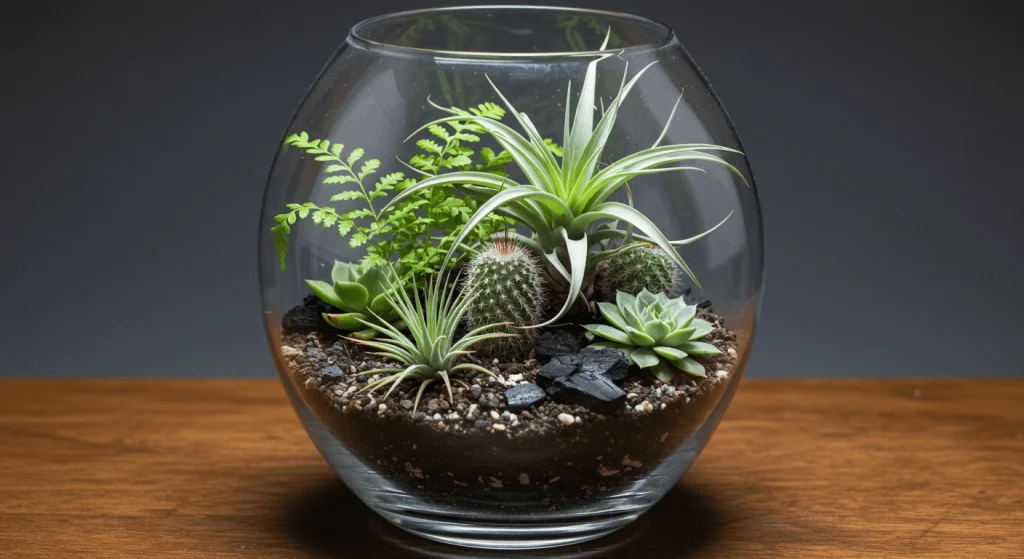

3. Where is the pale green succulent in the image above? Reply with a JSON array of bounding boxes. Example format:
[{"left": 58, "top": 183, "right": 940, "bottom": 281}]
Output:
[
  {"left": 305, "top": 261, "right": 403, "bottom": 339},
  {"left": 349, "top": 273, "right": 514, "bottom": 415},
  {"left": 585, "top": 289, "right": 720, "bottom": 382}
]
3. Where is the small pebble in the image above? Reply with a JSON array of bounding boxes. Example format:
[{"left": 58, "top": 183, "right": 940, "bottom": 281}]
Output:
[
  {"left": 378, "top": 404, "right": 387, "bottom": 412},
  {"left": 492, "top": 358, "right": 500, "bottom": 365},
  {"left": 469, "top": 385, "right": 482, "bottom": 398},
  {"left": 280, "top": 345, "right": 301, "bottom": 357},
  {"left": 426, "top": 399, "right": 440, "bottom": 412},
  {"left": 574, "top": 415, "right": 582, "bottom": 424},
  {"left": 432, "top": 413, "right": 443, "bottom": 421},
  {"left": 400, "top": 399, "right": 413, "bottom": 410},
  {"left": 487, "top": 398, "right": 500, "bottom": 408},
  {"left": 490, "top": 410, "right": 501, "bottom": 421},
  {"left": 727, "top": 348, "right": 737, "bottom": 356},
  {"left": 507, "top": 373, "right": 524, "bottom": 383},
  {"left": 468, "top": 404, "right": 478, "bottom": 415},
  {"left": 665, "top": 386, "right": 677, "bottom": 396},
  {"left": 519, "top": 473, "right": 530, "bottom": 485},
  {"left": 474, "top": 420, "right": 493, "bottom": 429},
  {"left": 493, "top": 424, "right": 506, "bottom": 432},
  {"left": 627, "top": 392, "right": 640, "bottom": 400},
  {"left": 715, "top": 370, "right": 729, "bottom": 379},
  {"left": 413, "top": 412, "right": 426, "bottom": 422},
  {"left": 636, "top": 401, "right": 654, "bottom": 414},
  {"left": 557, "top": 413, "right": 576, "bottom": 426},
  {"left": 660, "top": 403, "right": 667, "bottom": 410},
  {"left": 350, "top": 365, "right": 358, "bottom": 373}
]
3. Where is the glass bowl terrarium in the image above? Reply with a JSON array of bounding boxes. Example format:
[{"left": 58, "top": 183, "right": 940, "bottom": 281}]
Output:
[{"left": 259, "top": 6, "right": 763, "bottom": 550}]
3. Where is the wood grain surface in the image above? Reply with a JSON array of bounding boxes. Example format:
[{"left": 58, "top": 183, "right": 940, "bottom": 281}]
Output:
[{"left": 0, "top": 379, "right": 1021, "bottom": 558}]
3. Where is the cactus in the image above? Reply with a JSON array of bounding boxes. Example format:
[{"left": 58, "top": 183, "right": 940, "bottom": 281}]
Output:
[
  {"left": 597, "top": 244, "right": 679, "bottom": 300},
  {"left": 464, "top": 239, "right": 546, "bottom": 356}
]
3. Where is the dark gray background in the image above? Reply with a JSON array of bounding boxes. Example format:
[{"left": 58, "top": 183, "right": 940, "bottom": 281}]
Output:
[{"left": 2, "top": 1, "right": 1021, "bottom": 378}]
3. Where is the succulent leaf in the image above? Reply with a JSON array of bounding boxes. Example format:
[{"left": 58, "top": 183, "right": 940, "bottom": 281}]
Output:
[
  {"left": 653, "top": 346, "right": 688, "bottom": 361},
  {"left": 322, "top": 312, "right": 369, "bottom": 330},
  {"left": 333, "top": 281, "right": 369, "bottom": 311},
  {"left": 306, "top": 279, "right": 345, "bottom": 310},
  {"left": 584, "top": 324, "right": 631, "bottom": 345},
  {"left": 678, "top": 341, "right": 721, "bottom": 355},
  {"left": 631, "top": 348, "right": 660, "bottom": 368}
]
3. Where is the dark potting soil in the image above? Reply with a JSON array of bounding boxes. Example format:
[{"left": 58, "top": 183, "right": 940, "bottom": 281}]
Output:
[{"left": 278, "top": 302, "right": 740, "bottom": 501}]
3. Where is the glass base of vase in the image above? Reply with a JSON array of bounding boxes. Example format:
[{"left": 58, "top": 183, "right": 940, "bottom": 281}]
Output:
[{"left": 284, "top": 381, "right": 726, "bottom": 550}]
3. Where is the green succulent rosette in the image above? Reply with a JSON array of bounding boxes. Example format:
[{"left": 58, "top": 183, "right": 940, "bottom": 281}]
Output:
[
  {"left": 305, "top": 261, "right": 404, "bottom": 339},
  {"left": 585, "top": 289, "right": 720, "bottom": 382}
]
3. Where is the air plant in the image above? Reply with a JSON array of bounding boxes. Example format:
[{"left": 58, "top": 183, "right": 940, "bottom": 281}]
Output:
[
  {"left": 348, "top": 273, "right": 516, "bottom": 415},
  {"left": 386, "top": 33, "right": 745, "bottom": 326}
]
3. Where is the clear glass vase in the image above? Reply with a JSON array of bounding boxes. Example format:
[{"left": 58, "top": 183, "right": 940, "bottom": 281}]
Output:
[{"left": 259, "top": 6, "right": 764, "bottom": 550}]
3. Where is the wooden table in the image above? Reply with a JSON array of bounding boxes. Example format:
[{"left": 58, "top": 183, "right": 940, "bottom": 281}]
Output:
[{"left": 0, "top": 379, "right": 1021, "bottom": 558}]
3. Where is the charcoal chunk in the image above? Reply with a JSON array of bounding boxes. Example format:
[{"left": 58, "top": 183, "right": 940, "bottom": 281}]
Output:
[
  {"left": 504, "top": 383, "right": 546, "bottom": 412},
  {"left": 578, "top": 347, "right": 629, "bottom": 382},
  {"left": 534, "top": 330, "right": 579, "bottom": 359},
  {"left": 545, "top": 371, "right": 626, "bottom": 414},
  {"left": 537, "top": 354, "right": 580, "bottom": 386}
]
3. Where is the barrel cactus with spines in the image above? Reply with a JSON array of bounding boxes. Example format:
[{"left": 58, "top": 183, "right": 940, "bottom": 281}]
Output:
[
  {"left": 597, "top": 244, "right": 679, "bottom": 300},
  {"left": 464, "top": 239, "right": 546, "bottom": 356}
]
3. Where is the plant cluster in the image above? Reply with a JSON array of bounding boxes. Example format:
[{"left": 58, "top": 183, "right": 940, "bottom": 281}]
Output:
[
  {"left": 273, "top": 33, "right": 745, "bottom": 400},
  {"left": 385, "top": 46, "right": 743, "bottom": 325},
  {"left": 586, "top": 290, "right": 720, "bottom": 381}
]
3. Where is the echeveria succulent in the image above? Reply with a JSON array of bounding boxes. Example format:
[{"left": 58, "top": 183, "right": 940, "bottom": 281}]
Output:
[
  {"left": 585, "top": 289, "right": 719, "bottom": 381},
  {"left": 305, "top": 261, "right": 403, "bottom": 339}
]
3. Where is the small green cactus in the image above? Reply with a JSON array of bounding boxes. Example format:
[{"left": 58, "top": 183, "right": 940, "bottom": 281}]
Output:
[
  {"left": 597, "top": 244, "right": 679, "bottom": 300},
  {"left": 464, "top": 239, "right": 546, "bottom": 355}
]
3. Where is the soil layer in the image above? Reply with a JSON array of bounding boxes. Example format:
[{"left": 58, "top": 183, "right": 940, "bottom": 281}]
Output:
[{"left": 278, "top": 299, "right": 740, "bottom": 502}]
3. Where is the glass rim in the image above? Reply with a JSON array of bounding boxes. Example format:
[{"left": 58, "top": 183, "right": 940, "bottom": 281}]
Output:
[{"left": 347, "top": 5, "right": 676, "bottom": 60}]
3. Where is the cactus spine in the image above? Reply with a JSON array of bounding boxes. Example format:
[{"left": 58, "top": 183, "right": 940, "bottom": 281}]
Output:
[
  {"left": 597, "top": 244, "right": 679, "bottom": 300},
  {"left": 464, "top": 239, "right": 546, "bottom": 356}
]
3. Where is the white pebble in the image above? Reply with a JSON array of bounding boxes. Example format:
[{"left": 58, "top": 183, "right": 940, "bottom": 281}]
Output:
[
  {"left": 493, "top": 424, "right": 506, "bottom": 432},
  {"left": 507, "top": 373, "right": 524, "bottom": 383},
  {"left": 519, "top": 473, "right": 530, "bottom": 485},
  {"left": 660, "top": 403, "right": 667, "bottom": 410},
  {"left": 715, "top": 370, "right": 729, "bottom": 379},
  {"left": 350, "top": 365, "right": 358, "bottom": 373},
  {"left": 433, "top": 413, "right": 443, "bottom": 421},
  {"left": 378, "top": 404, "right": 387, "bottom": 412},
  {"left": 490, "top": 410, "right": 500, "bottom": 421},
  {"left": 468, "top": 404, "right": 478, "bottom": 415},
  {"left": 626, "top": 392, "right": 640, "bottom": 400},
  {"left": 727, "top": 348, "right": 737, "bottom": 356},
  {"left": 574, "top": 415, "right": 582, "bottom": 425},
  {"left": 280, "top": 345, "right": 300, "bottom": 357},
  {"left": 635, "top": 401, "right": 654, "bottom": 414},
  {"left": 557, "top": 413, "right": 575, "bottom": 426},
  {"left": 493, "top": 358, "right": 500, "bottom": 365},
  {"left": 508, "top": 413, "right": 517, "bottom": 422}
]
